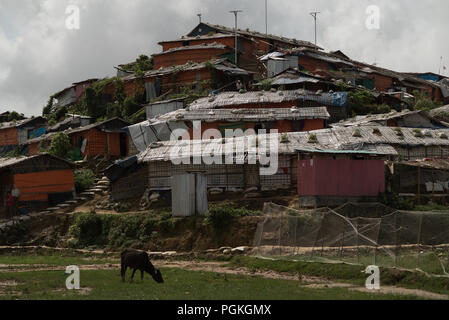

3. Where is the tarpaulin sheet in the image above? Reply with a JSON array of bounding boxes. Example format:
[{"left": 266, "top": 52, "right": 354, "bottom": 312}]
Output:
[
  {"left": 151, "top": 122, "right": 172, "bottom": 141},
  {"left": 28, "top": 127, "right": 46, "bottom": 139},
  {"left": 104, "top": 156, "right": 138, "bottom": 182},
  {"left": 331, "top": 92, "right": 348, "bottom": 107},
  {"left": 126, "top": 121, "right": 151, "bottom": 152}
]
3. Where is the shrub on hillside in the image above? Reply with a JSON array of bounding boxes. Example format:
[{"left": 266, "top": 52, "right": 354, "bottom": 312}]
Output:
[
  {"left": 205, "top": 204, "right": 261, "bottom": 233},
  {"left": 49, "top": 132, "right": 71, "bottom": 159},
  {"left": 74, "top": 169, "right": 95, "bottom": 193}
]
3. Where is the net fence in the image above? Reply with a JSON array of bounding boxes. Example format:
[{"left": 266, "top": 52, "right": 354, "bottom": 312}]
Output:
[{"left": 252, "top": 202, "right": 449, "bottom": 276}]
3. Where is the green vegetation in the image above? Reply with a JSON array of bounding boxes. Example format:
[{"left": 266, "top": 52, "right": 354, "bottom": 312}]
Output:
[
  {"left": 6, "top": 111, "right": 25, "bottom": 122},
  {"left": 352, "top": 128, "right": 362, "bottom": 137},
  {"left": 205, "top": 204, "right": 261, "bottom": 234},
  {"left": 0, "top": 222, "right": 30, "bottom": 246},
  {"left": 0, "top": 268, "right": 417, "bottom": 300},
  {"left": 348, "top": 89, "right": 391, "bottom": 116},
  {"left": 413, "top": 128, "right": 423, "bottom": 137},
  {"left": 204, "top": 61, "right": 216, "bottom": 70},
  {"left": 413, "top": 90, "right": 442, "bottom": 112},
  {"left": 414, "top": 202, "right": 449, "bottom": 212},
  {"left": 68, "top": 212, "right": 180, "bottom": 249},
  {"left": 48, "top": 132, "right": 71, "bottom": 159},
  {"left": 259, "top": 78, "right": 273, "bottom": 91},
  {"left": 74, "top": 169, "right": 95, "bottom": 193},
  {"left": 227, "top": 256, "right": 449, "bottom": 295},
  {"left": 121, "top": 54, "right": 154, "bottom": 77},
  {"left": 0, "top": 253, "right": 117, "bottom": 267},
  {"left": 42, "top": 96, "right": 68, "bottom": 125},
  {"left": 4, "top": 146, "right": 25, "bottom": 158},
  {"left": 308, "top": 133, "right": 318, "bottom": 143},
  {"left": 381, "top": 193, "right": 449, "bottom": 212}
]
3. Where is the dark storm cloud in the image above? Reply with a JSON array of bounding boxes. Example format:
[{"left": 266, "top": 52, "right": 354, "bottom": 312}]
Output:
[{"left": 0, "top": 0, "right": 448, "bottom": 116}]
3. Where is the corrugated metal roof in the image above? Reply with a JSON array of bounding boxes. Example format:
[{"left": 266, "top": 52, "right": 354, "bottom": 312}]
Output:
[
  {"left": 121, "top": 59, "right": 249, "bottom": 81},
  {"left": 152, "top": 107, "right": 330, "bottom": 123},
  {"left": 145, "top": 97, "right": 187, "bottom": 106},
  {"left": 159, "top": 33, "right": 239, "bottom": 44},
  {"left": 296, "top": 148, "right": 388, "bottom": 155},
  {"left": 24, "top": 117, "right": 129, "bottom": 144},
  {"left": 189, "top": 89, "right": 346, "bottom": 110},
  {"left": 332, "top": 110, "right": 446, "bottom": 128},
  {"left": 196, "top": 23, "right": 323, "bottom": 50},
  {"left": 0, "top": 117, "right": 46, "bottom": 130},
  {"left": 284, "top": 48, "right": 440, "bottom": 89},
  {"left": 47, "top": 115, "right": 92, "bottom": 132},
  {"left": 66, "top": 117, "right": 130, "bottom": 134},
  {"left": 394, "top": 159, "right": 449, "bottom": 170},
  {"left": 0, "top": 154, "right": 76, "bottom": 170},
  {"left": 152, "top": 43, "right": 228, "bottom": 56},
  {"left": 137, "top": 126, "right": 449, "bottom": 163},
  {"left": 190, "top": 91, "right": 300, "bottom": 109}
]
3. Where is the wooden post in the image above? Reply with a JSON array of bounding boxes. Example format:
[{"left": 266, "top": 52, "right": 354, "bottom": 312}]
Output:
[
  {"left": 356, "top": 219, "right": 360, "bottom": 264},
  {"left": 394, "top": 213, "right": 399, "bottom": 267},
  {"left": 417, "top": 166, "right": 421, "bottom": 205},
  {"left": 339, "top": 226, "right": 345, "bottom": 260},
  {"left": 320, "top": 237, "right": 325, "bottom": 257},
  {"left": 417, "top": 213, "right": 423, "bottom": 267}
]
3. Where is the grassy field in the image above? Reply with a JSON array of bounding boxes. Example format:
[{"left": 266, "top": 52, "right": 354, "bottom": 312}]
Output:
[
  {"left": 0, "top": 254, "right": 118, "bottom": 267},
  {"left": 0, "top": 252, "right": 448, "bottom": 300},
  {"left": 0, "top": 268, "right": 418, "bottom": 300},
  {"left": 227, "top": 256, "right": 449, "bottom": 295}
]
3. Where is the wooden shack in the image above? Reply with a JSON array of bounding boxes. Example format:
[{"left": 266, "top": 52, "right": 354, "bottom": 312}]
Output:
[{"left": 0, "top": 154, "right": 77, "bottom": 216}]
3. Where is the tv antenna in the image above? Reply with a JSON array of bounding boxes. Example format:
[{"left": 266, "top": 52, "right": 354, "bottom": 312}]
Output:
[
  {"left": 310, "top": 12, "right": 320, "bottom": 48},
  {"left": 230, "top": 10, "right": 243, "bottom": 65}
]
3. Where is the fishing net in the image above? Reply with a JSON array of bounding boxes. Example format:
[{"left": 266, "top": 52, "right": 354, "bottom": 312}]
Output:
[{"left": 252, "top": 202, "right": 449, "bottom": 275}]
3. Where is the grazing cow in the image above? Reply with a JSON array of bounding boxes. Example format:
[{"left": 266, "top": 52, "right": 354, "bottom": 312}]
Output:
[{"left": 121, "top": 249, "right": 164, "bottom": 283}]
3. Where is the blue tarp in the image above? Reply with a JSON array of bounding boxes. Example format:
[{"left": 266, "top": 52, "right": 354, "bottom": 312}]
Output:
[
  {"left": 331, "top": 92, "right": 348, "bottom": 107},
  {"left": 29, "top": 126, "right": 46, "bottom": 139}
]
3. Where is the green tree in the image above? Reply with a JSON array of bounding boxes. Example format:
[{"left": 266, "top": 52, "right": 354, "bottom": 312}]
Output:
[
  {"left": 49, "top": 132, "right": 72, "bottom": 159},
  {"left": 7, "top": 111, "right": 24, "bottom": 122},
  {"left": 54, "top": 106, "right": 68, "bottom": 121},
  {"left": 122, "top": 54, "right": 154, "bottom": 75},
  {"left": 42, "top": 97, "right": 55, "bottom": 117},
  {"left": 413, "top": 90, "right": 442, "bottom": 112}
]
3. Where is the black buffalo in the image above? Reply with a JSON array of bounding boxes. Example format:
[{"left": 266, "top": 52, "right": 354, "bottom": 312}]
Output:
[{"left": 121, "top": 249, "right": 164, "bottom": 283}]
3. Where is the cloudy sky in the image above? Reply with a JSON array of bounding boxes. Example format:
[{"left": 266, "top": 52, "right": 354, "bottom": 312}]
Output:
[{"left": 0, "top": 0, "right": 448, "bottom": 116}]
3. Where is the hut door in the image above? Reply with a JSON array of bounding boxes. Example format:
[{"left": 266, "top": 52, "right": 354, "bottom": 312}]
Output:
[{"left": 120, "top": 133, "right": 127, "bottom": 157}]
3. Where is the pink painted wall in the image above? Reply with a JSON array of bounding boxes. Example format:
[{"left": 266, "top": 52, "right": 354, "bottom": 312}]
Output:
[{"left": 298, "top": 158, "right": 385, "bottom": 197}]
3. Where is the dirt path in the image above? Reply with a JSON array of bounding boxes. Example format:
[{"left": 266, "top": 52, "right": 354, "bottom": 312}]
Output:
[{"left": 0, "top": 260, "right": 447, "bottom": 300}]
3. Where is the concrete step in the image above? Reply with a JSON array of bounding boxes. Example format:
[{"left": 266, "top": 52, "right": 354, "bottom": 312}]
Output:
[
  {"left": 88, "top": 188, "right": 105, "bottom": 193},
  {"left": 80, "top": 192, "right": 95, "bottom": 198},
  {"left": 94, "top": 185, "right": 109, "bottom": 190},
  {"left": 36, "top": 211, "right": 51, "bottom": 215},
  {"left": 65, "top": 200, "right": 79, "bottom": 205},
  {"left": 46, "top": 207, "right": 60, "bottom": 212}
]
